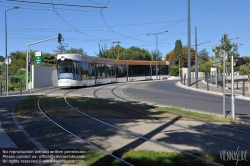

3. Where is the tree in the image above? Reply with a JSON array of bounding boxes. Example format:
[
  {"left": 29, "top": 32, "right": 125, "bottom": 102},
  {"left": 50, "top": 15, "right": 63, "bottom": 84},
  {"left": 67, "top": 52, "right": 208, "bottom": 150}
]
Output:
[
  {"left": 199, "top": 59, "right": 212, "bottom": 71},
  {"left": 182, "top": 47, "right": 195, "bottom": 67},
  {"left": 239, "top": 56, "right": 250, "bottom": 75},
  {"left": 8, "top": 51, "right": 26, "bottom": 76},
  {"left": 199, "top": 48, "right": 210, "bottom": 63},
  {"left": 173, "top": 40, "right": 183, "bottom": 66},
  {"left": 213, "top": 33, "right": 240, "bottom": 83},
  {"left": 120, "top": 46, "right": 151, "bottom": 60},
  {"left": 95, "top": 44, "right": 108, "bottom": 58},
  {"left": 0, "top": 56, "right": 4, "bottom": 62},
  {"left": 213, "top": 34, "right": 239, "bottom": 58},
  {"left": 165, "top": 50, "right": 174, "bottom": 65},
  {"left": 65, "top": 47, "right": 87, "bottom": 55},
  {"left": 239, "top": 63, "right": 250, "bottom": 75},
  {"left": 41, "top": 53, "right": 56, "bottom": 66},
  {"left": 106, "top": 45, "right": 126, "bottom": 60},
  {"left": 0, "top": 64, "right": 4, "bottom": 78},
  {"left": 151, "top": 50, "right": 162, "bottom": 61}
]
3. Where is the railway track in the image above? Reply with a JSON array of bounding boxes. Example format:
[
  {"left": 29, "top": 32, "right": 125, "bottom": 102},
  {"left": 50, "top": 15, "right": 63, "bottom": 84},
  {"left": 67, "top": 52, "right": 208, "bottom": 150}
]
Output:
[
  {"left": 33, "top": 82, "right": 250, "bottom": 165},
  {"left": 63, "top": 86, "right": 222, "bottom": 165},
  {"left": 37, "top": 89, "right": 134, "bottom": 166},
  {"left": 92, "top": 84, "right": 250, "bottom": 151}
]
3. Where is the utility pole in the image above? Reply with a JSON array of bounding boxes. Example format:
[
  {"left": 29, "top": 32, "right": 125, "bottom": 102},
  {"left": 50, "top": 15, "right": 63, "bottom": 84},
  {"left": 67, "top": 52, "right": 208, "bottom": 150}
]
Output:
[
  {"left": 112, "top": 41, "right": 121, "bottom": 60},
  {"left": 195, "top": 26, "right": 198, "bottom": 84},
  {"left": 187, "top": 0, "right": 191, "bottom": 86},
  {"left": 147, "top": 31, "right": 168, "bottom": 80}
]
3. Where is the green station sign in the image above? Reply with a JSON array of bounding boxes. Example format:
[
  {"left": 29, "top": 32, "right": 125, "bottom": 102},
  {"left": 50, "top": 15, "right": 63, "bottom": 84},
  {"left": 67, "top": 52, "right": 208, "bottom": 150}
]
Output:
[{"left": 35, "top": 51, "right": 42, "bottom": 64}]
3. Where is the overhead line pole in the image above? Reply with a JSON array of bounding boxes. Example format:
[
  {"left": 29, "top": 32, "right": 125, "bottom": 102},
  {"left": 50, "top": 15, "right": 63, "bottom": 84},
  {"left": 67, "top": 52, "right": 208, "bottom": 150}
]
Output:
[
  {"left": 112, "top": 41, "right": 121, "bottom": 60},
  {"left": 195, "top": 26, "right": 198, "bottom": 88},
  {"left": 187, "top": 0, "right": 191, "bottom": 86},
  {"left": 147, "top": 31, "right": 168, "bottom": 80},
  {"left": 5, "top": 6, "right": 19, "bottom": 96}
]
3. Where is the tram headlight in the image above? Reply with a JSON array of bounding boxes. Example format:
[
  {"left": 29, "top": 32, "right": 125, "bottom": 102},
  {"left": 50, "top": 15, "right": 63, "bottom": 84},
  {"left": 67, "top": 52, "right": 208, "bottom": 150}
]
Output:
[{"left": 61, "top": 56, "right": 65, "bottom": 61}]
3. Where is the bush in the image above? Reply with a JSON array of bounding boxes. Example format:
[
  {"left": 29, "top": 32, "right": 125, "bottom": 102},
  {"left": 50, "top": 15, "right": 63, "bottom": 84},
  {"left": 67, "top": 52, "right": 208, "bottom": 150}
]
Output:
[{"left": 170, "top": 66, "right": 179, "bottom": 76}]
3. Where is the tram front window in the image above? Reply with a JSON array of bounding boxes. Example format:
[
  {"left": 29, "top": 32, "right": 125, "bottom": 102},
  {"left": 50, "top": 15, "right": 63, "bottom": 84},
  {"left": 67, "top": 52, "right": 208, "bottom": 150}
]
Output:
[{"left": 57, "top": 59, "right": 74, "bottom": 79}]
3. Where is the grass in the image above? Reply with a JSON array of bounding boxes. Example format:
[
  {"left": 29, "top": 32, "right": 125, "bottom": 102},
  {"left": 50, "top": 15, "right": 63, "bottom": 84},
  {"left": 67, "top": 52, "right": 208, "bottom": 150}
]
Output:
[
  {"left": 161, "top": 107, "right": 247, "bottom": 124},
  {"left": 15, "top": 95, "right": 248, "bottom": 124},
  {"left": 67, "top": 149, "right": 250, "bottom": 166}
]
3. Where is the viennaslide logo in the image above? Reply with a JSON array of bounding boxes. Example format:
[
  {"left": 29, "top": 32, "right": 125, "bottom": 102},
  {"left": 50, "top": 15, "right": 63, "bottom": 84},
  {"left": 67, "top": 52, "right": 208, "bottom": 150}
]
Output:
[{"left": 220, "top": 146, "right": 247, "bottom": 165}]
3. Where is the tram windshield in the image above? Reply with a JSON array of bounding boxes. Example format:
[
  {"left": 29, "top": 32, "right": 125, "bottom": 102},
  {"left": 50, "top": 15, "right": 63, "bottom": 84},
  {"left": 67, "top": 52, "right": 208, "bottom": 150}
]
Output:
[{"left": 57, "top": 59, "right": 74, "bottom": 79}]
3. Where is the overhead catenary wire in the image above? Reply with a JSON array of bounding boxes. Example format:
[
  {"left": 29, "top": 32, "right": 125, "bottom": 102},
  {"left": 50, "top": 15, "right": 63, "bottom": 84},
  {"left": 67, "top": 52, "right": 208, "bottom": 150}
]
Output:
[{"left": 7, "top": 0, "right": 107, "bottom": 8}]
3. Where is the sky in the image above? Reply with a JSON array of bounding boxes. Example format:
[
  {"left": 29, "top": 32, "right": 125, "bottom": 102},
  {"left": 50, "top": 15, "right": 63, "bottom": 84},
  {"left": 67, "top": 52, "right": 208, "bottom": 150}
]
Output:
[{"left": 0, "top": 0, "right": 250, "bottom": 59}]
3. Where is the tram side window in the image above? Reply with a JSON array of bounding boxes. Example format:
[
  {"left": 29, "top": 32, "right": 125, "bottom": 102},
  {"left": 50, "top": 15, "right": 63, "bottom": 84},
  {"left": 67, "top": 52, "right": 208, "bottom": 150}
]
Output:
[
  {"left": 116, "top": 65, "right": 127, "bottom": 78},
  {"left": 110, "top": 64, "right": 116, "bottom": 77},
  {"left": 81, "top": 63, "right": 87, "bottom": 80},
  {"left": 74, "top": 61, "right": 82, "bottom": 80},
  {"left": 88, "top": 63, "right": 95, "bottom": 79},
  {"left": 96, "top": 64, "right": 105, "bottom": 78},
  {"left": 128, "top": 65, "right": 150, "bottom": 77},
  {"left": 106, "top": 64, "right": 115, "bottom": 78}
]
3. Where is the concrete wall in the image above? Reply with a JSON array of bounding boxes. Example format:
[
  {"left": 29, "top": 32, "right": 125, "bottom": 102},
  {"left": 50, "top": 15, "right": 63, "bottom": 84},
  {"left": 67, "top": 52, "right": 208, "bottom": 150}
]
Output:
[
  {"left": 182, "top": 67, "right": 205, "bottom": 78},
  {"left": 32, "top": 65, "right": 58, "bottom": 88}
]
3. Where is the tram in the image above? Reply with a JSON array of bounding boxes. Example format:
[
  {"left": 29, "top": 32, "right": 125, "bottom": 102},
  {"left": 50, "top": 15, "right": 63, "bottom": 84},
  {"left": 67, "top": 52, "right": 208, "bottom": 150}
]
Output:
[{"left": 56, "top": 54, "right": 170, "bottom": 87}]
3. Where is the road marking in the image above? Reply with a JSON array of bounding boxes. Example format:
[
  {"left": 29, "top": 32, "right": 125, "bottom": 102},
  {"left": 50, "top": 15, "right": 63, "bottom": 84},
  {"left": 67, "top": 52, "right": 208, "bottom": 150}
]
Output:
[{"left": 0, "top": 122, "right": 17, "bottom": 148}]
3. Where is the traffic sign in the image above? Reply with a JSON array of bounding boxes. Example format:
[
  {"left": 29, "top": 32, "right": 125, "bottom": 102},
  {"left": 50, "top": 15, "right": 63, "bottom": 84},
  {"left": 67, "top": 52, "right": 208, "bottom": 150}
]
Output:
[
  {"left": 5, "top": 58, "right": 11, "bottom": 65},
  {"left": 212, "top": 58, "right": 220, "bottom": 67},
  {"left": 219, "top": 49, "right": 227, "bottom": 60}
]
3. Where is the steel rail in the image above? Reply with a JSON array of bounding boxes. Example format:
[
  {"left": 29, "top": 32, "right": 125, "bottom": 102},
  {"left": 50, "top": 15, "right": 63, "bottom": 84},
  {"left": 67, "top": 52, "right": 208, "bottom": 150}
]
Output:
[{"left": 37, "top": 89, "right": 134, "bottom": 166}]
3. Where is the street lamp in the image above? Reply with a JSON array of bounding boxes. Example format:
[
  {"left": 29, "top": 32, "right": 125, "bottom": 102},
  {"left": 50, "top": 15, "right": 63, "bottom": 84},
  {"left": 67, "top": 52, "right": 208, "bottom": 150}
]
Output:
[
  {"left": 5, "top": 6, "right": 19, "bottom": 95},
  {"left": 147, "top": 30, "right": 168, "bottom": 80}
]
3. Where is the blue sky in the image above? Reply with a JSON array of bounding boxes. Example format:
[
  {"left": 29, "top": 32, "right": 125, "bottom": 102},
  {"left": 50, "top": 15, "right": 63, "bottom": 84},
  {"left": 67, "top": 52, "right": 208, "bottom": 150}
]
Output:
[{"left": 1, "top": 0, "right": 250, "bottom": 58}]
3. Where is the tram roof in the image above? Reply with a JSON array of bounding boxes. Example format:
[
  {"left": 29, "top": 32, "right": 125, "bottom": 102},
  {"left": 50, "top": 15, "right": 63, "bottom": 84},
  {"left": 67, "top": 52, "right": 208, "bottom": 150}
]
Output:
[
  {"left": 127, "top": 60, "right": 150, "bottom": 65},
  {"left": 151, "top": 61, "right": 169, "bottom": 65},
  {"left": 115, "top": 60, "right": 127, "bottom": 65},
  {"left": 57, "top": 54, "right": 94, "bottom": 62}
]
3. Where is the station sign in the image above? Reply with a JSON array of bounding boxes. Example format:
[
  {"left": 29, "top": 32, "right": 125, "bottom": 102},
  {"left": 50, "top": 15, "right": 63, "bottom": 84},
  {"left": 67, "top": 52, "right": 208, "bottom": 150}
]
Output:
[{"left": 35, "top": 51, "right": 42, "bottom": 64}]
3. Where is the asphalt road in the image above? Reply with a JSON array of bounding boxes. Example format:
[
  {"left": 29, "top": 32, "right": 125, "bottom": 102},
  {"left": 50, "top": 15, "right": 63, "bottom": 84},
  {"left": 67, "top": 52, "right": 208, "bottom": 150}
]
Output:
[{"left": 126, "top": 80, "right": 250, "bottom": 120}]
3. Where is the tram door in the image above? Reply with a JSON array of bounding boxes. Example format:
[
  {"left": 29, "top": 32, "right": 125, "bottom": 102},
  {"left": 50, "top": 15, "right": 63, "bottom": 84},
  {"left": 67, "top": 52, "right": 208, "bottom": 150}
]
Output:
[{"left": 96, "top": 63, "right": 104, "bottom": 84}]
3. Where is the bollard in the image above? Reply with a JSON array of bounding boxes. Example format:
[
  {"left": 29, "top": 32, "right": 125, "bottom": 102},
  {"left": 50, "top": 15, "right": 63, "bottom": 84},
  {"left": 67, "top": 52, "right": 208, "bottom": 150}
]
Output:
[
  {"left": 207, "top": 73, "right": 209, "bottom": 91},
  {"left": 181, "top": 74, "right": 183, "bottom": 84},
  {"left": 184, "top": 74, "right": 186, "bottom": 85},
  {"left": 196, "top": 77, "right": 198, "bottom": 89},
  {"left": 243, "top": 81, "right": 245, "bottom": 96},
  {"left": 0, "top": 82, "right": 2, "bottom": 96},
  {"left": 249, "top": 81, "right": 250, "bottom": 94},
  {"left": 20, "top": 81, "right": 22, "bottom": 95}
]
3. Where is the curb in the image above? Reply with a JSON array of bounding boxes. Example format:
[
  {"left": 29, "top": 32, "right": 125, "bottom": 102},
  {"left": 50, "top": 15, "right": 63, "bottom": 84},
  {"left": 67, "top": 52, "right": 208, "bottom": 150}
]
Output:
[
  {"left": 176, "top": 82, "right": 250, "bottom": 101},
  {"left": 11, "top": 98, "right": 47, "bottom": 151}
]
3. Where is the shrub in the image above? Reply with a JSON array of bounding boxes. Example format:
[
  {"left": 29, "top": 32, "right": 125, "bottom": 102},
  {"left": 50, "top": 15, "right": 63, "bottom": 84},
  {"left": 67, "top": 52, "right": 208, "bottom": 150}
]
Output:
[{"left": 170, "top": 66, "right": 179, "bottom": 76}]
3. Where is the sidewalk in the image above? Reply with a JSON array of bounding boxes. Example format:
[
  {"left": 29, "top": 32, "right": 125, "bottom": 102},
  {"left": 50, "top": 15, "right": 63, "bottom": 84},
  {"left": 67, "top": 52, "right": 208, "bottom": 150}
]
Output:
[{"left": 177, "top": 78, "right": 250, "bottom": 100}]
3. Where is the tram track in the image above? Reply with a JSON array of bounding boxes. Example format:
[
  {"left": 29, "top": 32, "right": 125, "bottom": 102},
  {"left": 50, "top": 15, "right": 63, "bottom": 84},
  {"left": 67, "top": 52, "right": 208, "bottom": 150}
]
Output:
[
  {"left": 34, "top": 83, "right": 249, "bottom": 166},
  {"left": 92, "top": 84, "right": 250, "bottom": 150},
  {"left": 63, "top": 85, "right": 223, "bottom": 166},
  {"left": 37, "top": 88, "right": 134, "bottom": 166}
]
